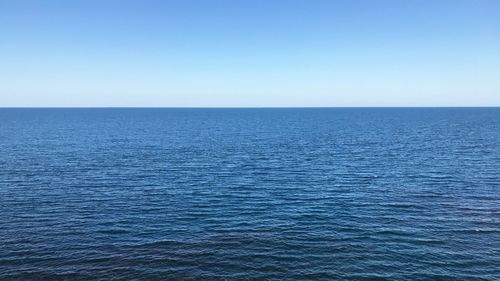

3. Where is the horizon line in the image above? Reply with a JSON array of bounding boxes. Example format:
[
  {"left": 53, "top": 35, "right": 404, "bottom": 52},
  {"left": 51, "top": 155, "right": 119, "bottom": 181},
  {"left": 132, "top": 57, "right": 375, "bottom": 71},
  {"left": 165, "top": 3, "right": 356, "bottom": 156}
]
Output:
[{"left": 1, "top": 106, "right": 499, "bottom": 109}]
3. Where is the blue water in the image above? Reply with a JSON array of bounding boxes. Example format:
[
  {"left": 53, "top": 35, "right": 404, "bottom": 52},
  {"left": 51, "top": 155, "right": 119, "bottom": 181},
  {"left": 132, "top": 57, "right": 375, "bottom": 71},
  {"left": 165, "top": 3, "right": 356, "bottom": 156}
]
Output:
[{"left": 1, "top": 108, "right": 499, "bottom": 280}]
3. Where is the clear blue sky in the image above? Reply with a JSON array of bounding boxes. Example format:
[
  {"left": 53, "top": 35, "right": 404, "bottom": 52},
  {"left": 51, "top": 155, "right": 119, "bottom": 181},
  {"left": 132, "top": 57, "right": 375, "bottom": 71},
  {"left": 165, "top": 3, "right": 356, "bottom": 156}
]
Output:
[{"left": 1, "top": 0, "right": 499, "bottom": 107}]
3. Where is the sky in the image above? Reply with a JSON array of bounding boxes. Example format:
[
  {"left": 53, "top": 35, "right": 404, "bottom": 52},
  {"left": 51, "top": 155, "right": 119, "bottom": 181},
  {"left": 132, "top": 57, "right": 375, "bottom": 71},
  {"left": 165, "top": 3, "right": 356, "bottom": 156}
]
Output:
[{"left": 0, "top": 0, "right": 499, "bottom": 107}]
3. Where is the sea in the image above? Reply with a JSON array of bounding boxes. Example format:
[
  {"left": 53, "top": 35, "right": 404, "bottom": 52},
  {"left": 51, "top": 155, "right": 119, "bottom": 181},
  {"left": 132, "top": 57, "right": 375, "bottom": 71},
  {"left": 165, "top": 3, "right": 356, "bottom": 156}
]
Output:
[{"left": 0, "top": 108, "right": 499, "bottom": 280}]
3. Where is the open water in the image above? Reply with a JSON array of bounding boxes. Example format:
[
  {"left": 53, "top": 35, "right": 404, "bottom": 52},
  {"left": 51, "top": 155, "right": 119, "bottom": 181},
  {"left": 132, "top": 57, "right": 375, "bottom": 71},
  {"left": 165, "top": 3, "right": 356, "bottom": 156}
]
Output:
[{"left": 0, "top": 108, "right": 499, "bottom": 280}]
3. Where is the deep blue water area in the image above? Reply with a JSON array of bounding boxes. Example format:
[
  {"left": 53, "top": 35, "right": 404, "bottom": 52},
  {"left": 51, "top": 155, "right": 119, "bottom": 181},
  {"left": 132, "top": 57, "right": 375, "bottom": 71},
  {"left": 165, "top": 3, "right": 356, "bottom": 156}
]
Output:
[{"left": 1, "top": 108, "right": 499, "bottom": 280}]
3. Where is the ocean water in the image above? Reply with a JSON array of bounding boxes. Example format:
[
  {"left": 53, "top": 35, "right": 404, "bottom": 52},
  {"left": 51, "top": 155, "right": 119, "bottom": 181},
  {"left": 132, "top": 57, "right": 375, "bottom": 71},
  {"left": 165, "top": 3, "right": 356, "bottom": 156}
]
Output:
[{"left": 0, "top": 108, "right": 499, "bottom": 280}]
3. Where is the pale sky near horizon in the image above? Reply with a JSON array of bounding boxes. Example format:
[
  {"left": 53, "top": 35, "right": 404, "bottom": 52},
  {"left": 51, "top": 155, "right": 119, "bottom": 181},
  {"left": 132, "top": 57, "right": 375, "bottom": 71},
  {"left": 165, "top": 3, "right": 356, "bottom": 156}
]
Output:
[{"left": 1, "top": 0, "right": 499, "bottom": 107}]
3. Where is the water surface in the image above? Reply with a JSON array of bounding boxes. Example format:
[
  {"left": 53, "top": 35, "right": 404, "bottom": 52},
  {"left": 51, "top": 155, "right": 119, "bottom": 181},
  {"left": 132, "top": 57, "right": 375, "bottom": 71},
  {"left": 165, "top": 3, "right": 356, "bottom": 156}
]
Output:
[{"left": 1, "top": 108, "right": 499, "bottom": 280}]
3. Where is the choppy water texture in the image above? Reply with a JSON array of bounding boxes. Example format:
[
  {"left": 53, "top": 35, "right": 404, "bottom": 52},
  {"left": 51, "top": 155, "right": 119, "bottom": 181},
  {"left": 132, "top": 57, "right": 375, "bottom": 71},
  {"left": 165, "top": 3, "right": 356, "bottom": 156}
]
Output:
[{"left": 1, "top": 108, "right": 499, "bottom": 280}]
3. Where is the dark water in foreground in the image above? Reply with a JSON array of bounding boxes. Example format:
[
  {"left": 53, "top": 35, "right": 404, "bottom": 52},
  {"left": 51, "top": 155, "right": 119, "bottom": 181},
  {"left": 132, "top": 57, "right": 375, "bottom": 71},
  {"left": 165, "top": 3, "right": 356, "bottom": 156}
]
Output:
[{"left": 1, "top": 108, "right": 499, "bottom": 280}]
